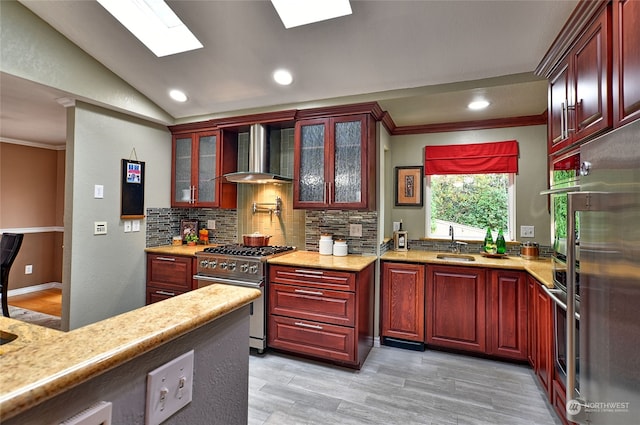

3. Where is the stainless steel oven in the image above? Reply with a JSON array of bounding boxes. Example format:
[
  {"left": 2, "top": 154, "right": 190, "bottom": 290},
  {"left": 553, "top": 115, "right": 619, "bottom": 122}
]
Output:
[
  {"left": 549, "top": 286, "right": 580, "bottom": 394},
  {"left": 194, "top": 244, "right": 294, "bottom": 353}
]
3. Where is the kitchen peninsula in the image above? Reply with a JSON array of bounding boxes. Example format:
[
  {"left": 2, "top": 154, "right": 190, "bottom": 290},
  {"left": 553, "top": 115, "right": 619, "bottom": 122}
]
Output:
[{"left": 0, "top": 284, "right": 260, "bottom": 424}]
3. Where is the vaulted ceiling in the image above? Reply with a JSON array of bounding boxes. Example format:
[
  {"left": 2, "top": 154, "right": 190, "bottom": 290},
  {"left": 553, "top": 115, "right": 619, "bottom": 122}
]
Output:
[{"left": 1, "top": 0, "right": 578, "bottom": 146}]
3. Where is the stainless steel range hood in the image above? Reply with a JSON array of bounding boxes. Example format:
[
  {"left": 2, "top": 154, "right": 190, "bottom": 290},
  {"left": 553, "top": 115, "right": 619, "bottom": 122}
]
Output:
[{"left": 224, "top": 123, "right": 292, "bottom": 184}]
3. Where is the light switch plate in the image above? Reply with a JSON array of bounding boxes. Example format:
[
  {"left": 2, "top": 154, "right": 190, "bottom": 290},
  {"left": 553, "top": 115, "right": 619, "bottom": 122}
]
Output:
[
  {"left": 146, "top": 350, "right": 194, "bottom": 425},
  {"left": 520, "top": 225, "right": 535, "bottom": 238},
  {"left": 124, "top": 221, "right": 132, "bottom": 233},
  {"left": 94, "top": 184, "right": 104, "bottom": 199},
  {"left": 132, "top": 220, "right": 141, "bottom": 232}
]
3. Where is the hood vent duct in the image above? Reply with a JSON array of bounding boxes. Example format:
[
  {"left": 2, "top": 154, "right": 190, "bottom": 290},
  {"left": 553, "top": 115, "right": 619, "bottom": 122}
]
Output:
[{"left": 224, "top": 123, "right": 292, "bottom": 184}]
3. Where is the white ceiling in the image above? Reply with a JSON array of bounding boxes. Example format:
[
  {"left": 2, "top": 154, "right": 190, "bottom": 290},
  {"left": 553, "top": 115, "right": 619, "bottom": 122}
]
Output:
[{"left": 1, "top": 0, "right": 578, "bottom": 147}]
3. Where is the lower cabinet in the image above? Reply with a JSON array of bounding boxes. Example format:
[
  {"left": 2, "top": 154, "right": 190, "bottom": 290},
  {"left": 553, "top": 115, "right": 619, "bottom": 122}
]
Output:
[
  {"left": 536, "top": 282, "right": 554, "bottom": 399},
  {"left": 380, "top": 262, "right": 425, "bottom": 343},
  {"left": 552, "top": 378, "right": 576, "bottom": 425},
  {"left": 146, "top": 253, "right": 196, "bottom": 304},
  {"left": 487, "top": 270, "right": 528, "bottom": 360},
  {"left": 426, "top": 265, "right": 487, "bottom": 353},
  {"left": 268, "top": 263, "right": 374, "bottom": 369}
]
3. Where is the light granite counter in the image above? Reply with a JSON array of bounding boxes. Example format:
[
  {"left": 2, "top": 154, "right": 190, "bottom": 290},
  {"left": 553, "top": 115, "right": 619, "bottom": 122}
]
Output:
[
  {"left": 267, "top": 251, "right": 377, "bottom": 272},
  {"left": 0, "top": 284, "right": 260, "bottom": 421},
  {"left": 381, "top": 250, "right": 554, "bottom": 288},
  {"left": 144, "top": 244, "right": 214, "bottom": 256}
]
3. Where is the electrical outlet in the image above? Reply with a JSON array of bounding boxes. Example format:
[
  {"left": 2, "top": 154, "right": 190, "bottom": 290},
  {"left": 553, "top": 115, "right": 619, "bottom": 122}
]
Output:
[
  {"left": 349, "top": 224, "right": 363, "bottom": 237},
  {"left": 207, "top": 219, "right": 216, "bottom": 230},
  {"left": 25, "top": 264, "right": 33, "bottom": 274},
  {"left": 124, "top": 220, "right": 132, "bottom": 233},
  {"left": 146, "top": 350, "right": 194, "bottom": 425},
  {"left": 393, "top": 222, "right": 400, "bottom": 232},
  {"left": 520, "top": 225, "right": 535, "bottom": 238},
  {"left": 94, "top": 221, "right": 107, "bottom": 235},
  {"left": 132, "top": 220, "right": 141, "bottom": 232}
]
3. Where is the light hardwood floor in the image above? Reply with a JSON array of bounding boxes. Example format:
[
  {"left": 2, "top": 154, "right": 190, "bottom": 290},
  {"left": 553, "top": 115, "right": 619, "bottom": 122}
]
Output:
[
  {"left": 249, "top": 348, "right": 562, "bottom": 425},
  {"left": 7, "top": 288, "right": 62, "bottom": 316}
]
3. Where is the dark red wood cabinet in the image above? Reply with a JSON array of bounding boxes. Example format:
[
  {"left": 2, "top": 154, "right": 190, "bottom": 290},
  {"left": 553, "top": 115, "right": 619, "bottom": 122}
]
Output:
[
  {"left": 268, "top": 264, "right": 374, "bottom": 369},
  {"left": 613, "top": 0, "right": 640, "bottom": 127},
  {"left": 426, "top": 265, "right": 487, "bottom": 354},
  {"left": 487, "top": 270, "right": 528, "bottom": 360},
  {"left": 548, "top": 4, "right": 612, "bottom": 154},
  {"left": 380, "top": 262, "right": 426, "bottom": 343},
  {"left": 146, "top": 253, "right": 197, "bottom": 304},
  {"left": 535, "top": 280, "right": 554, "bottom": 400}
]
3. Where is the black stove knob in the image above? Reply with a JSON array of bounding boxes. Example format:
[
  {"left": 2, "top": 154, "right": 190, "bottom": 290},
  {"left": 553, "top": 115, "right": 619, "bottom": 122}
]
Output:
[
  {"left": 228, "top": 261, "right": 236, "bottom": 271},
  {"left": 240, "top": 263, "right": 249, "bottom": 273},
  {"left": 220, "top": 261, "right": 228, "bottom": 270}
]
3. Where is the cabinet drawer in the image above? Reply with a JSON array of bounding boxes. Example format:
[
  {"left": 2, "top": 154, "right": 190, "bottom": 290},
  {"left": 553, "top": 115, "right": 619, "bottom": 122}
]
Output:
[
  {"left": 268, "top": 315, "right": 355, "bottom": 364},
  {"left": 146, "top": 287, "right": 186, "bottom": 304},
  {"left": 269, "top": 283, "right": 355, "bottom": 327},
  {"left": 269, "top": 265, "right": 355, "bottom": 291},
  {"left": 146, "top": 254, "right": 193, "bottom": 292}
]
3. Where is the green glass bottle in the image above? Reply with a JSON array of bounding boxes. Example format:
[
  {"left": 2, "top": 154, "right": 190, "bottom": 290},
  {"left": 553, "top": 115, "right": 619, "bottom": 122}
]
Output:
[
  {"left": 484, "top": 228, "right": 494, "bottom": 252},
  {"left": 496, "top": 228, "right": 506, "bottom": 254}
]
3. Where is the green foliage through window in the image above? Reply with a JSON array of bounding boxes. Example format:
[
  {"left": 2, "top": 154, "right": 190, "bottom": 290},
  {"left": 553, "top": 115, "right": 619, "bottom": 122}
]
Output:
[{"left": 428, "top": 174, "right": 512, "bottom": 239}]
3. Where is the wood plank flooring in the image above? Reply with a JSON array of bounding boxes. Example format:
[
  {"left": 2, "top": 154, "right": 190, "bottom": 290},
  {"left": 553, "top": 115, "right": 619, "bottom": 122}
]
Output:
[
  {"left": 249, "top": 347, "right": 562, "bottom": 425},
  {"left": 7, "top": 288, "right": 62, "bottom": 316}
]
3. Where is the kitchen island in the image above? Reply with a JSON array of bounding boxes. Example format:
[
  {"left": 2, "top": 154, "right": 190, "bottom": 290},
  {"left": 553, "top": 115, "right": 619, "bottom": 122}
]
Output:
[{"left": 0, "top": 284, "right": 260, "bottom": 424}]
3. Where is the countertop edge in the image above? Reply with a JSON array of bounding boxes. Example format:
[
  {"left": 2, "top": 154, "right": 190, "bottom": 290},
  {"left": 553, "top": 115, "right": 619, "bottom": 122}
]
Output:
[{"left": 0, "top": 285, "right": 260, "bottom": 420}]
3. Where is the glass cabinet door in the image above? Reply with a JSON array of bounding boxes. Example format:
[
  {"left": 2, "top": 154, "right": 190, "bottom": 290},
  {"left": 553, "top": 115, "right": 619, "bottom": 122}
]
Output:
[
  {"left": 333, "top": 119, "right": 362, "bottom": 204},
  {"left": 196, "top": 133, "right": 217, "bottom": 204},
  {"left": 298, "top": 122, "right": 327, "bottom": 203},
  {"left": 174, "top": 135, "right": 193, "bottom": 204}
]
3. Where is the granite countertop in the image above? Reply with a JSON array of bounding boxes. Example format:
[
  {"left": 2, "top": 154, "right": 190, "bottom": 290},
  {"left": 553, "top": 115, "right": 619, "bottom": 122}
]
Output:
[
  {"left": 381, "top": 250, "right": 554, "bottom": 288},
  {"left": 0, "top": 284, "right": 260, "bottom": 420},
  {"left": 267, "top": 251, "right": 377, "bottom": 272},
  {"left": 144, "top": 244, "right": 214, "bottom": 256}
]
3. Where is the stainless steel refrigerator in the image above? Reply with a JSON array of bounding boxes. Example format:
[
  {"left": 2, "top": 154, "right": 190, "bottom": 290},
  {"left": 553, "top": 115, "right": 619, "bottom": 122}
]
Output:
[{"left": 566, "top": 119, "right": 640, "bottom": 425}]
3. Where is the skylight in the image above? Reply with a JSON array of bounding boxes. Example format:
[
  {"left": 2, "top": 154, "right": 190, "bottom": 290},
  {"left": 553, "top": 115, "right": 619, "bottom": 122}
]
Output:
[
  {"left": 271, "top": 0, "right": 352, "bottom": 29},
  {"left": 97, "top": 0, "right": 203, "bottom": 57}
]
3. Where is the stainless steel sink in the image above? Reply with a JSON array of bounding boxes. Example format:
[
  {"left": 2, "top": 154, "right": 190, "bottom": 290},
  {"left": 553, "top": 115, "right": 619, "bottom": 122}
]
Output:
[{"left": 436, "top": 253, "right": 476, "bottom": 262}]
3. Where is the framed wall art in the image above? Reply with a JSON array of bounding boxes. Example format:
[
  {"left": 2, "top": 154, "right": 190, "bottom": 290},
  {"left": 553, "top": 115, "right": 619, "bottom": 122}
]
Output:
[
  {"left": 395, "top": 166, "right": 424, "bottom": 207},
  {"left": 180, "top": 219, "right": 199, "bottom": 243}
]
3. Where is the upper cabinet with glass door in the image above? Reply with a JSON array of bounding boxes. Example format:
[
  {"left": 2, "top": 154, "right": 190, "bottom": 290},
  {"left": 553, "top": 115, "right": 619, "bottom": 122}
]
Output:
[
  {"left": 294, "top": 114, "right": 375, "bottom": 210},
  {"left": 171, "top": 130, "right": 237, "bottom": 208}
]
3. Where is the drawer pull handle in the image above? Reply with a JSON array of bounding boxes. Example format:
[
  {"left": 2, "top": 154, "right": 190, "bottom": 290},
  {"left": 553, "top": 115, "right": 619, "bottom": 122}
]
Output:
[
  {"left": 294, "top": 269, "right": 324, "bottom": 275},
  {"left": 294, "top": 289, "right": 324, "bottom": 296},
  {"left": 294, "top": 322, "right": 323, "bottom": 330},
  {"left": 156, "top": 290, "right": 176, "bottom": 296},
  {"left": 156, "top": 257, "right": 176, "bottom": 262}
]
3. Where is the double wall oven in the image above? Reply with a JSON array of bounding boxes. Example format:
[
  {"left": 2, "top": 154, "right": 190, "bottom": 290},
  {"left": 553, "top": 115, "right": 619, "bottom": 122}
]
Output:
[
  {"left": 544, "top": 147, "right": 581, "bottom": 395},
  {"left": 194, "top": 244, "right": 295, "bottom": 353}
]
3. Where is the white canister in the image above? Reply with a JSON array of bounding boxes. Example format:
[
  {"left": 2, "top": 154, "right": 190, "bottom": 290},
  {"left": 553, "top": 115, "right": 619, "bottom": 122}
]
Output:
[
  {"left": 333, "top": 240, "right": 348, "bottom": 257},
  {"left": 319, "top": 234, "right": 333, "bottom": 255}
]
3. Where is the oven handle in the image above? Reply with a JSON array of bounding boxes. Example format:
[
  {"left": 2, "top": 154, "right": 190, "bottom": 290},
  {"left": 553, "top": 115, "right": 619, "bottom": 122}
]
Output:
[
  {"left": 543, "top": 286, "right": 567, "bottom": 310},
  {"left": 194, "top": 274, "right": 264, "bottom": 288}
]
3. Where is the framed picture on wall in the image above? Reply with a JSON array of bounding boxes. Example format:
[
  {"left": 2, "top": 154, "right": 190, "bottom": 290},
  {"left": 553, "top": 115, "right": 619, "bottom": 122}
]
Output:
[
  {"left": 395, "top": 166, "right": 424, "bottom": 207},
  {"left": 180, "top": 219, "right": 199, "bottom": 243}
]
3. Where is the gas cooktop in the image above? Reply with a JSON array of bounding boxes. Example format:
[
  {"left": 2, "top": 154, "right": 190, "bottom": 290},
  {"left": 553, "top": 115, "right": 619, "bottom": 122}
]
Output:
[{"left": 202, "top": 244, "right": 295, "bottom": 258}]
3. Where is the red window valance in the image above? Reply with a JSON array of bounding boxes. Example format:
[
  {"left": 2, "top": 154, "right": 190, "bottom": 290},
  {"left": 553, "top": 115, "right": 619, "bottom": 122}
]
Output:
[{"left": 424, "top": 140, "right": 519, "bottom": 175}]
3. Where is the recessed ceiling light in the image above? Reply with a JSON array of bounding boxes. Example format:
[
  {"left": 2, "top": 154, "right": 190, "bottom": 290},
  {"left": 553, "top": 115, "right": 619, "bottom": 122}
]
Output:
[
  {"left": 273, "top": 69, "right": 293, "bottom": 86},
  {"left": 271, "top": 0, "right": 352, "bottom": 29},
  {"left": 97, "top": 0, "right": 203, "bottom": 57},
  {"left": 468, "top": 100, "right": 490, "bottom": 110},
  {"left": 169, "top": 89, "right": 188, "bottom": 102}
]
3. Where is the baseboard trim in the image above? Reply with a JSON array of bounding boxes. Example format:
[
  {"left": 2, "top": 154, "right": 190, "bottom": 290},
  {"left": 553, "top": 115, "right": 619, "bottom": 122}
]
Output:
[{"left": 7, "top": 282, "right": 62, "bottom": 297}]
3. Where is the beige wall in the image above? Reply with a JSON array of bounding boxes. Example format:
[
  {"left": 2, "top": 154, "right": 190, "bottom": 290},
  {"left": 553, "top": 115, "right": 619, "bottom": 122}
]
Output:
[
  {"left": 0, "top": 142, "right": 65, "bottom": 289},
  {"left": 387, "top": 125, "right": 551, "bottom": 245}
]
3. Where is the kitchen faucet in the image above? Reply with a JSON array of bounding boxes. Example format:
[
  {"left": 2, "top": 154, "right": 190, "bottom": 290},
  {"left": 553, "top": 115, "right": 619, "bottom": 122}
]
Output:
[{"left": 449, "top": 225, "right": 467, "bottom": 254}]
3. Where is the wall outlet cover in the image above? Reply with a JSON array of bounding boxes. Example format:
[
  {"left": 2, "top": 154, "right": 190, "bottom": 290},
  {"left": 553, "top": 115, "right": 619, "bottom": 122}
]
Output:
[
  {"left": 349, "top": 223, "right": 363, "bottom": 237},
  {"left": 520, "top": 225, "right": 535, "bottom": 238},
  {"left": 207, "top": 219, "right": 216, "bottom": 230},
  {"left": 25, "top": 264, "right": 33, "bottom": 274},
  {"left": 124, "top": 221, "right": 132, "bottom": 233},
  {"left": 132, "top": 220, "right": 141, "bottom": 232},
  {"left": 94, "top": 184, "right": 104, "bottom": 199}
]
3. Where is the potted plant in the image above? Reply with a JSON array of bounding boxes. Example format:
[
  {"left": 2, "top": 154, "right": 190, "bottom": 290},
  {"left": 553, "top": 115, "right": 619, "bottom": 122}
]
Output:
[{"left": 185, "top": 232, "right": 199, "bottom": 246}]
